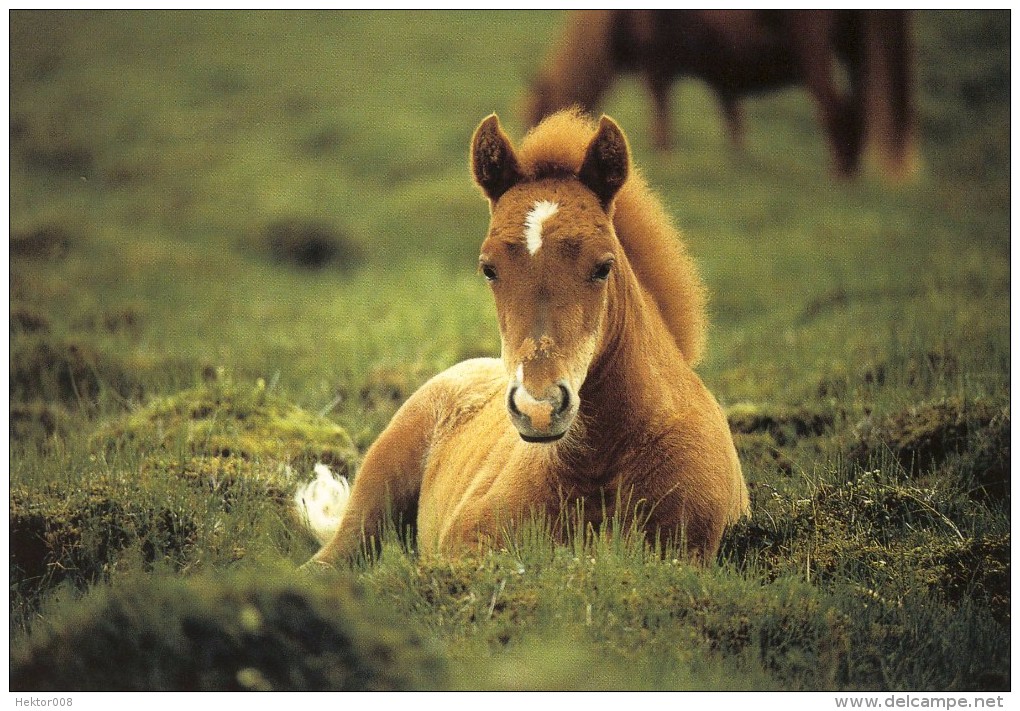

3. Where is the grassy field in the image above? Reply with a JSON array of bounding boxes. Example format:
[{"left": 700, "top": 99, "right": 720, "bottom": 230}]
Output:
[{"left": 9, "top": 10, "right": 1010, "bottom": 691}]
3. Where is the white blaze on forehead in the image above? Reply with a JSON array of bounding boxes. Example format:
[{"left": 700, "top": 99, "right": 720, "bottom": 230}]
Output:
[{"left": 523, "top": 200, "right": 559, "bottom": 256}]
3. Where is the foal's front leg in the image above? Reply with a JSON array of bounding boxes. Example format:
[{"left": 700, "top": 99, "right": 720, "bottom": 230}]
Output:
[{"left": 308, "top": 388, "right": 438, "bottom": 568}]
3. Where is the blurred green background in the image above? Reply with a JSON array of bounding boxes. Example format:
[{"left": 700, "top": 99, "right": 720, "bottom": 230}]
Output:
[{"left": 9, "top": 11, "right": 1010, "bottom": 691}]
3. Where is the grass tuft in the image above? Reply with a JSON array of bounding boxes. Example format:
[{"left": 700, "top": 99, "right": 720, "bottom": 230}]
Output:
[{"left": 92, "top": 378, "right": 359, "bottom": 474}]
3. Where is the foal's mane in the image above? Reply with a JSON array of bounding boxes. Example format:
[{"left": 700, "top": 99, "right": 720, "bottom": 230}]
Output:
[{"left": 515, "top": 109, "right": 708, "bottom": 366}]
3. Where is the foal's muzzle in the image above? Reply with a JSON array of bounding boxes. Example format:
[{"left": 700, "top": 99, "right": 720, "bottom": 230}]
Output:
[{"left": 506, "top": 378, "right": 577, "bottom": 443}]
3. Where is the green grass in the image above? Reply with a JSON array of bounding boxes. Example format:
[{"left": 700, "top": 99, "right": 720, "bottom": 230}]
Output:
[{"left": 9, "top": 10, "right": 1009, "bottom": 691}]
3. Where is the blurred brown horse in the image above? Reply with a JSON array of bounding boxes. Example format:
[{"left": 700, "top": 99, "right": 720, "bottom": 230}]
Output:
[{"left": 526, "top": 10, "right": 917, "bottom": 180}]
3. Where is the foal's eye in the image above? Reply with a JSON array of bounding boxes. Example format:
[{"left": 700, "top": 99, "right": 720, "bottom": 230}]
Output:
[
  {"left": 590, "top": 259, "right": 614, "bottom": 283},
  {"left": 480, "top": 264, "right": 498, "bottom": 282}
]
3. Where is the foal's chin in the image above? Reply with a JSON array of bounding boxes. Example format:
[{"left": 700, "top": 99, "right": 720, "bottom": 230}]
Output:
[
  {"left": 511, "top": 416, "right": 574, "bottom": 444},
  {"left": 518, "top": 430, "right": 567, "bottom": 444}
]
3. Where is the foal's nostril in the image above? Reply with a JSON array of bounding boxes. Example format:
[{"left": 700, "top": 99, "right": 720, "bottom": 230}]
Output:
[
  {"left": 507, "top": 386, "right": 522, "bottom": 417},
  {"left": 555, "top": 384, "right": 572, "bottom": 416}
]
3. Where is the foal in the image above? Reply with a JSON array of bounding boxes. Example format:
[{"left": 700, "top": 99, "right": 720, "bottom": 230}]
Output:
[{"left": 301, "top": 110, "right": 748, "bottom": 565}]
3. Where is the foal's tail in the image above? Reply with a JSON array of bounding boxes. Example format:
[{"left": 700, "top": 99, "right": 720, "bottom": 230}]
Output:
[{"left": 293, "top": 463, "right": 350, "bottom": 546}]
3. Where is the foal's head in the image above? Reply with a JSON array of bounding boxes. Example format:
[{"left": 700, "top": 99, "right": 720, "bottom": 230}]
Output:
[{"left": 471, "top": 114, "right": 630, "bottom": 443}]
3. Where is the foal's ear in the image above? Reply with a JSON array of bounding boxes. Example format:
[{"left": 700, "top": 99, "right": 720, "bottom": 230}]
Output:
[
  {"left": 578, "top": 116, "right": 630, "bottom": 208},
  {"left": 471, "top": 114, "right": 523, "bottom": 203}
]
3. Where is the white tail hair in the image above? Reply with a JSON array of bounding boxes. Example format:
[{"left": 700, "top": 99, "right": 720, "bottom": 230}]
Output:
[{"left": 294, "top": 463, "right": 351, "bottom": 546}]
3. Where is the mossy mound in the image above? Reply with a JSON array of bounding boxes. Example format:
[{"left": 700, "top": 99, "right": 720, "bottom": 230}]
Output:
[
  {"left": 140, "top": 454, "right": 291, "bottom": 511},
  {"left": 727, "top": 403, "right": 835, "bottom": 446},
  {"left": 964, "top": 412, "right": 1011, "bottom": 501},
  {"left": 10, "top": 338, "right": 142, "bottom": 406},
  {"left": 10, "top": 571, "right": 446, "bottom": 691},
  {"left": 850, "top": 399, "right": 1009, "bottom": 496},
  {"left": 10, "top": 224, "right": 76, "bottom": 260},
  {"left": 10, "top": 304, "right": 51, "bottom": 334},
  {"left": 732, "top": 432, "right": 795, "bottom": 475},
  {"left": 726, "top": 403, "right": 834, "bottom": 476},
  {"left": 817, "top": 350, "right": 961, "bottom": 398},
  {"left": 14, "top": 123, "right": 96, "bottom": 178},
  {"left": 10, "top": 476, "right": 200, "bottom": 595},
  {"left": 79, "top": 304, "right": 145, "bottom": 334},
  {"left": 723, "top": 471, "right": 1008, "bottom": 628},
  {"left": 10, "top": 452, "right": 306, "bottom": 624},
  {"left": 8, "top": 337, "right": 190, "bottom": 409},
  {"left": 95, "top": 381, "right": 359, "bottom": 473},
  {"left": 10, "top": 401, "right": 70, "bottom": 442},
  {"left": 932, "top": 534, "right": 1010, "bottom": 625}
]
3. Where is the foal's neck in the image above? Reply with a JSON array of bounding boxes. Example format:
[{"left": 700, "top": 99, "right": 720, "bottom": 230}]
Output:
[
  {"left": 583, "top": 259, "right": 688, "bottom": 425},
  {"left": 560, "top": 262, "right": 687, "bottom": 490}
]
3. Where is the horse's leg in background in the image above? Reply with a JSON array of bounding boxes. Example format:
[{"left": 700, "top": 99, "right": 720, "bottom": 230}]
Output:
[
  {"left": 787, "top": 10, "right": 861, "bottom": 177},
  {"left": 862, "top": 10, "right": 918, "bottom": 181},
  {"left": 717, "top": 91, "right": 745, "bottom": 150},
  {"left": 646, "top": 68, "right": 675, "bottom": 151},
  {"left": 835, "top": 11, "right": 868, "bottom": 176},
  {"left": 635, "top": 10, "right": 676, "bottom": 152}
]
